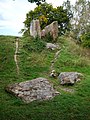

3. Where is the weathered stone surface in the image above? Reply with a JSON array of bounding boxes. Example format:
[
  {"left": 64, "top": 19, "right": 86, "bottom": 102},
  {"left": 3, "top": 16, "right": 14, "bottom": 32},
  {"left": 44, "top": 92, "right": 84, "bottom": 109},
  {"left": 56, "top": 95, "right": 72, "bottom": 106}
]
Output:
[
  {"left": 58, "top": 72, "right": 83, "bottom": 85},
  {"left": 50, "top": 70, "right": 57, "bottom": 78},
  {"left": 46, "top": 43, "right": 59, "bottom": 50},
  {"left": 6, "top": 78, "right": 59, "bottom": 103},
  {"left": 41, "top": 29, "right": 46, "bottom": 37},
  {"left": 30, "top": 20, "right": 58, "bottom": 40},
  {"left": 41, "top": 21, "right": 58, "bottom": 41},
  {"left": 30, "top": 19, "right": 41, "bottom": 38}
]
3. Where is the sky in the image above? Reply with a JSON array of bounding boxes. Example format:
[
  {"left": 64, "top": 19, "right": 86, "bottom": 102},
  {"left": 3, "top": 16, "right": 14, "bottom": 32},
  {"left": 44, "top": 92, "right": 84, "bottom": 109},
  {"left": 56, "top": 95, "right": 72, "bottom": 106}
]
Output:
[{"left": 0, "top": 0, "right": 76, "bottom": 36}]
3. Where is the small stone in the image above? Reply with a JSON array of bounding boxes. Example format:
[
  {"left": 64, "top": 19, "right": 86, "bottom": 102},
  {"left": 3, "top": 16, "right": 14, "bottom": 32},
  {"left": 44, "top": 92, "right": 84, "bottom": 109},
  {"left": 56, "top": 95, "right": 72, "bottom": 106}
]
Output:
[
  {"left": 58, "top": 72, "right": 83, "bottom": 85},
  {"left": 50, "top": 70, "right": 57, "bottom": 78},
  {"left": 46, "top": 43, "right": 58, "bottom": 50}
]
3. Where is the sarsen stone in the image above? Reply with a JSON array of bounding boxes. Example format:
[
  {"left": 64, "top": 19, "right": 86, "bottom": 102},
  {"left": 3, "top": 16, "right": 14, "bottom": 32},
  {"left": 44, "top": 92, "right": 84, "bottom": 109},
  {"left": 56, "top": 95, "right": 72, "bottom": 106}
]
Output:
[
  {"left": 6, "top": 77, "right": 59, "bottom": 103},
  {"left": 58, "top": 72, "right": 83, "bottom": 85}
]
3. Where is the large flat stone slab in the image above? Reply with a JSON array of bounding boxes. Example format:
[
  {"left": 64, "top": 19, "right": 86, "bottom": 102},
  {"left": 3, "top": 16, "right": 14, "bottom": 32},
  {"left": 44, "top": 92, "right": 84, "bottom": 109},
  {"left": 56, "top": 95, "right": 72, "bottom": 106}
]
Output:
[{"left": 6, "top": 78, "right": 59, "bottom": 103}]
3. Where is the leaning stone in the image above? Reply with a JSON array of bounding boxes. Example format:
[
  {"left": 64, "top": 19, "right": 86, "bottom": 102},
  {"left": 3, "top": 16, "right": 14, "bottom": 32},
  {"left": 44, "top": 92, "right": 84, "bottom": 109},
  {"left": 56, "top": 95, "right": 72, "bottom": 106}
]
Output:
[
  {"left": 58, "top": 72, "right": 83, "bottom": 85},
  {"left": 50, "top": 21, "right": 58, "bottom": 41},
  {"left": 41, "top": 21, "right": 58, "bottom": 41},
  {"left": 5, "top": 77, "right": 60, "bottom": 103}
]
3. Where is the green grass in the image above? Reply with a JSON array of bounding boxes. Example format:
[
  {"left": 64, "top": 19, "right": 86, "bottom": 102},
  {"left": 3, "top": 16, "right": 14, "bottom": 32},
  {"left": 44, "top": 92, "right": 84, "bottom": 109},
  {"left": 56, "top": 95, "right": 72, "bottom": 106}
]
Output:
[{"left": 0, "top": 35, "right": 90, "bottom": 120}]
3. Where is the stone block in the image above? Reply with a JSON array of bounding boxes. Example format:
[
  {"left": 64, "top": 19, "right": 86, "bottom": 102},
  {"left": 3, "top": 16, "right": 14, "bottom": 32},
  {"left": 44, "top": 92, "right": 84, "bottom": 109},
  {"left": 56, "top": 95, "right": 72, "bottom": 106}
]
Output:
[
  {"left": 58, "top": 72, "right": 83, "bottom": 85},
  {"left": 30, "top": 19, "right": 41, "bottom": 38},
  {"left": 6, "top": 78, "right": 60, "bottom": 103}
]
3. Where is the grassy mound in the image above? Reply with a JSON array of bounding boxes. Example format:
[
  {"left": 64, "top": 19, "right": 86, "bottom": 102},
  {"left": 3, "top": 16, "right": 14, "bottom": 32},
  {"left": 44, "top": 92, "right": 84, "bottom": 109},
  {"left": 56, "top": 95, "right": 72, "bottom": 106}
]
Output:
[{"left": 0, "top": 35, "right": 90, "bottom": 120}]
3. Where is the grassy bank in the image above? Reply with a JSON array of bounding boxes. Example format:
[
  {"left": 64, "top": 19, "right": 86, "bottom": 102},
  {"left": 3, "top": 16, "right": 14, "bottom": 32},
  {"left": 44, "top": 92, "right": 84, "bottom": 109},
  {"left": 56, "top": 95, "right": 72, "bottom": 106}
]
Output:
[{"left": 0, "top": 35, "right": 90, "bottom": 120}]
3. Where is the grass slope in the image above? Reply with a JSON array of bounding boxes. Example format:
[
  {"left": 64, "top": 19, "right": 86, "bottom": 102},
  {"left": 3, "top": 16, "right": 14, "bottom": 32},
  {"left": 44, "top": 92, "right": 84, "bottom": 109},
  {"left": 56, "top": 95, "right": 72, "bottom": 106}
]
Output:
[{"left": 0, "top": 35, "right": 90, "bottom": 120}]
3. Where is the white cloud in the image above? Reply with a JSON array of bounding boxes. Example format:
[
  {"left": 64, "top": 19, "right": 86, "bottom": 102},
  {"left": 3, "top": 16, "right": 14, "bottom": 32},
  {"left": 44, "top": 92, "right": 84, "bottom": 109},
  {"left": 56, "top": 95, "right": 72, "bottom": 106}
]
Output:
[
  {"left": 0, "top": 0, "right": 76, "bottom": 36},
  {"left": 0, "top": 0, "right": 36, "bottom": 36},
  {"left": 46, "top": 0, "right": 76, "bottom": 7}
]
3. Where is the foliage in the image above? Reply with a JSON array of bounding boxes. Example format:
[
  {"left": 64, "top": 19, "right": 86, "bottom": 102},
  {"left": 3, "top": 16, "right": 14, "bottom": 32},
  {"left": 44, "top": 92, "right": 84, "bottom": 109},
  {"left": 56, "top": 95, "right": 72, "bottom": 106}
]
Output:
[
  {"left": 22, "top": 3, "right": 71, "bottom": 36},
  {"left": 42, "top": 33, "right": 54, "bottom": 43},
  {"left": 13, "top": 0, "right": 45, "bottom": 6},
  {"left": 22, "top": 36, "right": 46, "bottom": 52},
  {"left": 62, "top": 0, "right": 73, "bottom": 32},
  {"left": 63, "top": 0, "right": 73, "bottom": 19},
  {"left": 80, "top": 32, "right": 90, "bottom": 48},
  {"left": 71, "top": 0, "right": 90, "bottom": 39},
  {"left": 28, "top": 0, "right": 45, "bottom": 6}
]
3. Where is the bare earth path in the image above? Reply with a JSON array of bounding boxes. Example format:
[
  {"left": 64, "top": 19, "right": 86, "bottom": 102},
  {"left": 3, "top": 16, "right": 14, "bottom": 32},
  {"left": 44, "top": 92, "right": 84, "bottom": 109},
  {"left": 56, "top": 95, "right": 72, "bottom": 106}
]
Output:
[{"left": 14, "top": 37, "right": 19, "bottom": 74}]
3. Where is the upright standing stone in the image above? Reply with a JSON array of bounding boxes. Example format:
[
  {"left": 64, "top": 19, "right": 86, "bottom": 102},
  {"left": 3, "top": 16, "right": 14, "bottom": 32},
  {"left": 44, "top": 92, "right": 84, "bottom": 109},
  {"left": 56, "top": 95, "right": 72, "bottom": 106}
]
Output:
[{"left": 30, "top": 19, "right": 41, "bottom": 38}]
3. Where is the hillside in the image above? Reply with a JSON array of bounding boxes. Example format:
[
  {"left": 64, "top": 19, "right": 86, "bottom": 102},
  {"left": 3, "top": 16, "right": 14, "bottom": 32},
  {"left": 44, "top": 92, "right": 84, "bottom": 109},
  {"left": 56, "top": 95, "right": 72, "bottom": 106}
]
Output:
[{"left": 0, "top": 35, "right": 90, "bottom": 120}]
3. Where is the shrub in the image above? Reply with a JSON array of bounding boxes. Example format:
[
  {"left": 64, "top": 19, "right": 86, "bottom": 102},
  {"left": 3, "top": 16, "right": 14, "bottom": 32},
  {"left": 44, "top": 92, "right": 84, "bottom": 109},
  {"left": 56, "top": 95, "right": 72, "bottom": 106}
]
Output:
[
  {"left": 22, "top": 3, "right": 71, "bottom": 36},
  {"left": 42, "top": 33, "right": 54, "bottom": 43},
  {"left": 80, "top": 33, "right": 90, "bottom": 48},
  {"left": 23, "top": 36, "right": 46, "bottom": 52}
]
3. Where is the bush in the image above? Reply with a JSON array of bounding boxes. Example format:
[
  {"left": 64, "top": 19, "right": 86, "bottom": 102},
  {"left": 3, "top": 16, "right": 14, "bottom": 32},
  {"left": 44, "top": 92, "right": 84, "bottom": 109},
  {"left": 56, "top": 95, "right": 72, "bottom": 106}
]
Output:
[
  {"left": 22, "top": 3, "right": 71, "bottom": 36},
  {"left": 42, "top": 33, "right": 54, "bottom": 43},
  {"left": 23, "top": 36, "right": 46, "bottom": 52},
  {"left": 80, "top": 33, "right": 90, "bottom": 48}
]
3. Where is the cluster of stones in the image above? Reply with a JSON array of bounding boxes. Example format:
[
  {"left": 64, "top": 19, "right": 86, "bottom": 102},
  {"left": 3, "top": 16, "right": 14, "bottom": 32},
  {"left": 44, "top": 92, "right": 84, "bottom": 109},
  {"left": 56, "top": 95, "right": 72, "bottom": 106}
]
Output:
[
  {"left": 6, "top": 78, "right": 59, "bottom": 103},
  {"left": 6, "top": 20, "right": 84, "bottom": 102},
  {"left": 6, "top": 72, "right": 83, "bottom": 102},
  {"left": 30, "top": 19, "right": 58, "bottom": 41}
]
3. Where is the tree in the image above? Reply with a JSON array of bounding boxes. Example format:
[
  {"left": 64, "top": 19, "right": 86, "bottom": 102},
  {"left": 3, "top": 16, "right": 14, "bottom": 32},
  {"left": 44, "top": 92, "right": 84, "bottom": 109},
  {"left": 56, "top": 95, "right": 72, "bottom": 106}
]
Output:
[
  {"left": 62, "top": 0, "right": 73, "bottom": 33},
  {"left": 63, "top": 0, "right": 73, "bottom": 19},
  {"left": 80, "top": 32, "right": 90, "bottom": 48},
  {"left": 28, "top": 0, "right": 45, "bottom": 6},
  {"left": 22, "top": 3, "right": 71, "bottom": 36},
  {"left": 13, "top": 0, "right": 45, "bottom": 6},
  {"left": 71, "top": 0, "right": 90, "bottom": 39}
]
